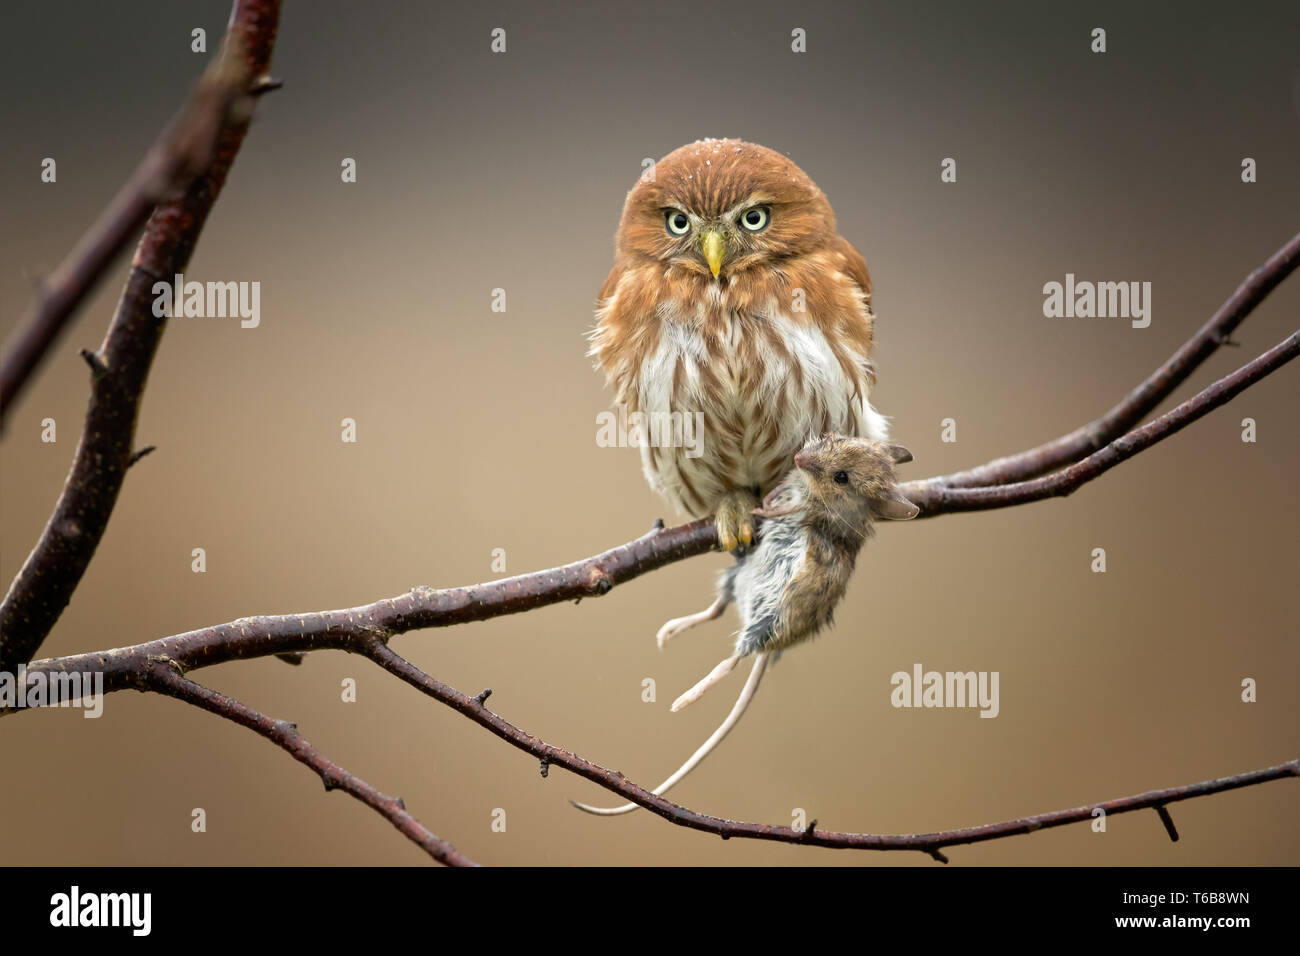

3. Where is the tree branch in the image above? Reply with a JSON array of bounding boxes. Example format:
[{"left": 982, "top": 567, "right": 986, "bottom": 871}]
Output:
[
  {"left": 902, "top": 330, "right": 1300, "bottom": 515},
  {"left": 13, "top": 633, "right": 1295, "bottom": 862},
  {"left": 11, "top": 322, "right": 1291, "bottom": 862},
  {"left": 1, "top": 3, "right": 1293, "bottom": 863},
  {"left": 0, "top": 26, "right": 280, "bottom": 430},
  {"left": 140, "top": 658, "right": 476, "bottom": 866},
  {"left": 362, "top": 637, "right": 1298, "bottom": 859},
  {"left": 915, "top": 230, "right": 1300, "bottom": 491},
  {"left": 0, "top": 0, "right": 283, "bottom": 674},
  {"left": 13, "top": 331, "right": 1291, "bottom": 678}
]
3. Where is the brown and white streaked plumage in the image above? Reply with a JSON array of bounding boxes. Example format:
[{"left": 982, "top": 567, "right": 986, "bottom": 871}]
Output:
[
  {"left": 572, "top": 435, "right": 917, "bottom": 816},
  {"left": 589, "top": 138, "right": 889, "bottom": 550}
]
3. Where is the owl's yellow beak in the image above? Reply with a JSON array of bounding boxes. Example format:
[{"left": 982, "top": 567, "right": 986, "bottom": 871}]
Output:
[{"left": 701, "top": 230, "right": 726, "bottom": 278}]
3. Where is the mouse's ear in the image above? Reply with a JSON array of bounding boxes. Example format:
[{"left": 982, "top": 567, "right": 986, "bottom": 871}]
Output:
[
  {"left": 885, "top": 444, "right": 913, "bottom": 465},
  {"left": 873, "top": 489, "right": 920, "bottom": 520}
]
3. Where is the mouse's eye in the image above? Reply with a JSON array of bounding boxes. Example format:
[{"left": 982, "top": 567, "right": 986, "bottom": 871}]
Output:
[
  {"left": 665, "top": 210, "right": 691, "bottom": 236},
  {"left": 740, "top": 206, "right": 770, "bottom": 232},
  {"left": 833, "top": 470, "right": 849, "bottom": 485}
]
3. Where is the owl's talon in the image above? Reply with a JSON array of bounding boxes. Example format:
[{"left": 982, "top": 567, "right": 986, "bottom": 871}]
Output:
[{"left": 715, "top": 490, "right": 760, "bottom": 553}]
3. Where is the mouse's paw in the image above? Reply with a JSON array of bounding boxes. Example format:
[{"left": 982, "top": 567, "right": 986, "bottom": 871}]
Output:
[
  {"left": 714, "top": 489, "right": 759, "bottom": 553},
  {"left": 671, "top": 655, "right": 740, "bottom": 711},
  {"left": 656, "top": 597, "right": 728, "bottom": 649},
  {"left": 656, "top": 618, "right": 686, "bottom": 649}
]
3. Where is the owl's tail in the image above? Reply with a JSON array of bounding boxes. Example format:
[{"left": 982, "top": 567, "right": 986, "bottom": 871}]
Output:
[{"left": 569, "top": 653, "right": 769, "bottom": 817}]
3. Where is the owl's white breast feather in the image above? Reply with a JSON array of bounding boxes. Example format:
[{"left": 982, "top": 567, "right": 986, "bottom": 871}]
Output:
[{"left": 636, "top": 299, "right": 887, "bottom": 516}]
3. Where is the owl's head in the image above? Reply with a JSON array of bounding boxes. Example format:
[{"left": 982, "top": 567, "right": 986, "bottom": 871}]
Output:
[{"left": 615, "top": 138, "right": 837, "bottom": 280}]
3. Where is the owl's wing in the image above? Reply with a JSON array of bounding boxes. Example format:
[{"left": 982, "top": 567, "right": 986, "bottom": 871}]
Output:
[
  {"left": 830, "top": 234, "right": 873, "bottom": 306},
  {"left": 590, "top": 265, "right": 633, "bottom": 399},
  {"left": 596, "top": 264, "right": 621, "bottom": 302},
  {"left": 828, "top": 234, "right": 879, "bottom": 391}
]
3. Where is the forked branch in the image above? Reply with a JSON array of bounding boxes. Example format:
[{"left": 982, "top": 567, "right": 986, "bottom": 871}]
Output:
[
  {"left": 142, "top": 658, "right": 477, "bottom": 866},
  {"left": 12, "top": 632, "right": 1297, "bottom": 863},
  {"left": 0, "top": 0, "right": 283, "bottom": 674},
  {"left": 912, "top": 231, "right": 1300, "bottom": 491}
]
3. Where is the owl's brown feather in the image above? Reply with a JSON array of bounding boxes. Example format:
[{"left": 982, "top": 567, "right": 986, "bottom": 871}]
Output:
[{"left": 590, "top": 139, "right": 888, "bottom": 543}]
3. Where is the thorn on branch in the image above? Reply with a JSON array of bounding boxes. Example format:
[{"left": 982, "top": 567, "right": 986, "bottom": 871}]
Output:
[
  {"left": 395, "top": 796, "right": 406, "bottom": 811},
  {"left": 274, "top": 652, "right": 305, "bottom": 666},
  {"left": 1154, "top": 804, "right": 1179, "bottom": 842},
  {"left": 128, "top": 445, "right": 157, "bottom": 467},
  {"left": 473, "top": 688, "right": 492, "bottom": 706},
  {"left": 929, "top": 847, "right": 950, "bottom": 864},
  {"left": 79, "top": 348, "right": 106, "bottom": 375},
  {"left": 651, "top": 518, "right": 665, "bottom": 531},
  {"left": 274, "top": 719, "right": 298, "bottom": 735},
  {"left": 801, "top": 818, "right": 818, "bottom": 842}
]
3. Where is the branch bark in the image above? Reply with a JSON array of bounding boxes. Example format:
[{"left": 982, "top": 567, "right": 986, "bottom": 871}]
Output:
[
  {"left": 364, "top": 637, "right": 1298, "bottom": 860},
  {"left": 141, "top": 659, "right": 476, "bottom": 866},
  {"left": 913, "top": 230, "right": 1300, "bottom": 492},
  {"left": 902, "top": 330, "right": 1300, "bottom": 514},
  {"left": 0, "top": 37, "right": 279, "bottom": 430},
  {"left": 0, "top": 2, "right": 1293, "bottom": 864},
  {"left": 13, "top": 329, "right": 1292, "bottom": 680},
  {"left": 11, "top": 322, "right": 1293, "bottom": 863},
  {"left": 12, "top": 632, "right": 1295, "bottom": 862},
  {"left": 0, "top": 0, "right": 283, "bottom": 674}
]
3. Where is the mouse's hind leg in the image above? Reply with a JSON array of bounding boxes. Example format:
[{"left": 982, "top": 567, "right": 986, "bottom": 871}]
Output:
[
  {"left": 657, "top": 567, "right": 736, "bottom": 650},
  {"left": 671, "top": 654, "right": 741, "bottom": 711},
  {"left": 656, "top": 596, "right": 728, "bottom": 649}
]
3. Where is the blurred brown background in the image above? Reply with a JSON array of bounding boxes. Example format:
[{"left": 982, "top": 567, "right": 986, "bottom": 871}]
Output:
[{"left": 1, "top": 0, "right": 1297, "bottom": 866}]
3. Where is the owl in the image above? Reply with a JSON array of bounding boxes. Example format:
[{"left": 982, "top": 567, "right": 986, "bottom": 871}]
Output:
[{"left": 590, "top": 138, "right": 888, "bottom": 550}]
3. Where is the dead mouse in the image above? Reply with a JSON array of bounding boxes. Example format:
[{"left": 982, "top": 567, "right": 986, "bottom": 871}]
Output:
[{"left": 572, "top": 434, "right": 917, "bottom": 816}]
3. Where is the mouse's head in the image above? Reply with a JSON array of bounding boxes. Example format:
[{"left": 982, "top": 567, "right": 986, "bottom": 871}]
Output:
[{"left": 788, "top": 433, "right": 919, "bottom": 532}]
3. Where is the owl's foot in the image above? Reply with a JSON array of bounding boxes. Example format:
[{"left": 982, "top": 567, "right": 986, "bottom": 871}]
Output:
[{"left": 714, "top": 489, "right": 760, "bottom": 553}]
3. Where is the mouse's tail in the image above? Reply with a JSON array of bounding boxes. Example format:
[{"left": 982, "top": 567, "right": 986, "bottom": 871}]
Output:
[{"left": 569, "top": 653, "right": 769, "bottom": 817}]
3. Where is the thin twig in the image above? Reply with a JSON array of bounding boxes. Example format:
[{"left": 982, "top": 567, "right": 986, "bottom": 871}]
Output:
[
  {"left": 0, "top": 0, "right": 283, "bottom": 674},
  {"left": 141, "top": 658, "right": 476, "bottom": 866},
  {"left": 361, "top": 636, "right": 1298, "bottom": 859},
  {"left": 902, "top": 330, "right": 1300, "bottom": 514},
  {"left": 15, "top": 635, "right": 1294, "bottom": 862},
  {"left": 911, "top": 230, "right": 1300, "bottom": 492},
  {"left": 0, "top": 33, "right": 276, "bottom": 429}
]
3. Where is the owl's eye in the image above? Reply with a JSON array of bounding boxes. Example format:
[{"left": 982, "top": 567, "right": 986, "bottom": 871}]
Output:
[
  {"left": 833, "top": 470, "right": 849, "bottom": 485},
  {"left": 740, "top": 206, "right": 770, "bottom": 232},
  {"left": 665, "top": 210, "right": 691, "bottom": 236}
]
